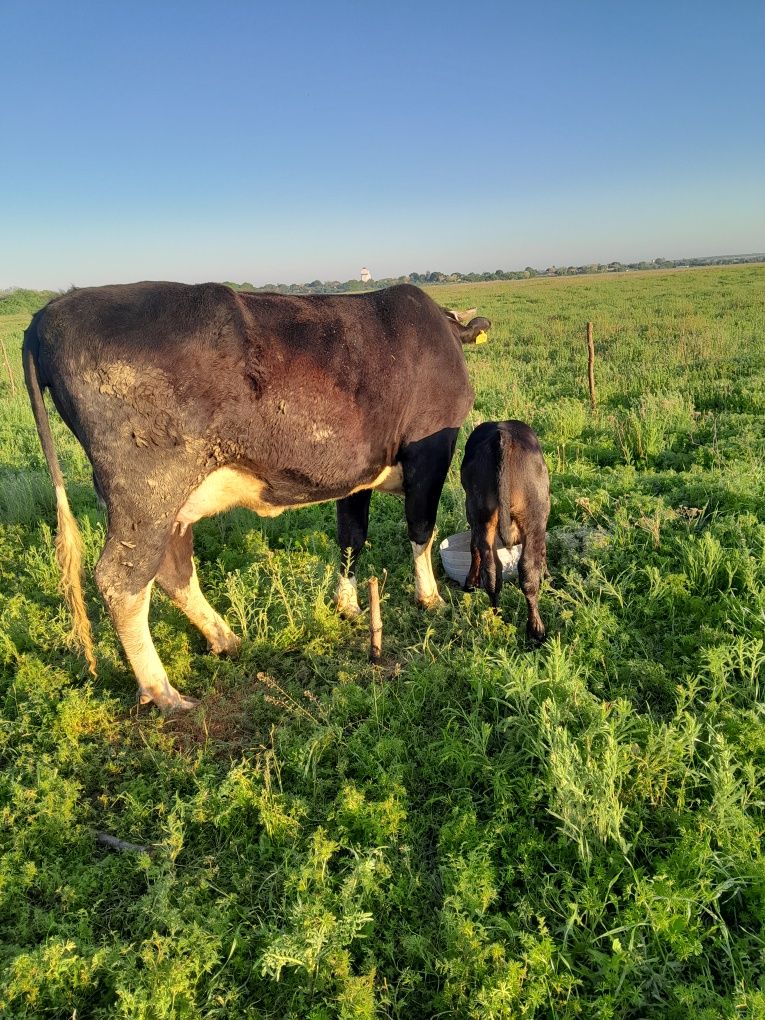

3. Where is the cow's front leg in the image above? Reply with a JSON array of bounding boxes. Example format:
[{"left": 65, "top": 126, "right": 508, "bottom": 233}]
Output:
[
  {"left": 334, "top": 489, "right": 372, "bottom": 618},
  {"left": 95, "top": 527, "right": 198, "bottom": 712},
  {"left": 401, "top": 428, "right": 459, "bottom": 610}
]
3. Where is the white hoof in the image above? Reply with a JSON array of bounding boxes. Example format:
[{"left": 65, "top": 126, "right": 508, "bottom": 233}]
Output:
[
  {"left": 334, "top": 574, "right": 362, "bottom": 619},
  {"left": 139, "top": 680, "right": 200, "bottom": 713},
  {"left": 209, "top": 631, "right": 242, "bottom": 657}
]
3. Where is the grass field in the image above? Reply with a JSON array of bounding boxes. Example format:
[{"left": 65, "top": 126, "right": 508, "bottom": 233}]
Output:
[{"left": 1, "top": 265, "right": 764, "bottom": 1018}]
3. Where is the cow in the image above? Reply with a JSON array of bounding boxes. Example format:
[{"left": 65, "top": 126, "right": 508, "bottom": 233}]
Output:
[
  {"left": 23, "top": 282, "right": 490, "bottom": 711},
  {"left": 460, "top": 420, "right": 549, "bottom": 641}
]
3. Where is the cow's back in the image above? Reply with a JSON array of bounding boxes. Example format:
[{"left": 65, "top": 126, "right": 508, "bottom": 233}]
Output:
[
  {"left": 33, "top": 283, "right": 249, "bottom": 473},
  {"left": 237, "top": 283, "right": 474, "bottom": 447},
  {"left": 33, "top": 281, "right": 474, "bottom": 503}
]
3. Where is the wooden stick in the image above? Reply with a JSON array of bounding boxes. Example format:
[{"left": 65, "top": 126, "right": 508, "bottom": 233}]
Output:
[
  {"left": 97, "top": 832, "right": 150, "bottom": 853},
  {"left": 586, "top": 321, "right": 596, "bottom": 411},
  {"left": 0, "top": 336, "right": 16, "bottom": 398},
  {"left": 368, "top": 576, "right": 382, "bottom": 664}
]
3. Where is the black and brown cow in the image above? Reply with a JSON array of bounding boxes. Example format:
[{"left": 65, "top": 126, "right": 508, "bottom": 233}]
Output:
[
  {"left": 23, "top": 282, "right": 489, "bottom": 710},
  {"left": 460, "top": 420, "right": 549, "bottom": 641}
]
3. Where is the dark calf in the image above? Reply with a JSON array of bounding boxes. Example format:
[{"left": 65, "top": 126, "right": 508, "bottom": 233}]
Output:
[{"left": 460, "top": 420, "right": 549, "bottom": 641}]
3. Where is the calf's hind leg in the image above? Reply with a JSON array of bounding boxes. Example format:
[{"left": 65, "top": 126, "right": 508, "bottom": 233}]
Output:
[
  {"left": 95, "top": 522, "right": 198, "bottom": 712},
  {"left": 468, "top": 511, "right": 503, "bottom": 609},
  {"left": 464, "top": 481, "right": 502, "bottom": 602},
  {"left": 517, "top": 525, "right": 546, "bottom": 642},
  {"left": 464, "top": 538, "right": 481, "bottom": 591},
  {"left": 156, "top": 526, "right": 241, "bottom": 656}
]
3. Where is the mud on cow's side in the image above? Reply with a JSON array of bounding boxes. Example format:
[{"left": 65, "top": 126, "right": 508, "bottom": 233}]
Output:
[{"left": 23, "top": 282, "right": 490, "bottom": 710}]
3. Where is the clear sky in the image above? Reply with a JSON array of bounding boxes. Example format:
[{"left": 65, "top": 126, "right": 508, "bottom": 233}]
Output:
[{"left": 2, "top": 0, "right": 763, "bottom": 288}]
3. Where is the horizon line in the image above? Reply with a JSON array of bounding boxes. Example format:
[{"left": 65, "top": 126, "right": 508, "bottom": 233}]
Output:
[{"left": 2, "top": 251, "right": 764, "bottom": 295}]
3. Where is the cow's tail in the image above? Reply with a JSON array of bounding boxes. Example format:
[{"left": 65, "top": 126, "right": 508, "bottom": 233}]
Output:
[
  {"left": 22, "top": 318, "right": 96, "bottom": 675},
  {"left": 497, "top": 431, "right": 516, "bottom": 550}
]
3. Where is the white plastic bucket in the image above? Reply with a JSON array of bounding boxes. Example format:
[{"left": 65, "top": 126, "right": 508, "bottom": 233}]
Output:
[{"left": 438, "top": 530, "right": 522, "bottom": 586}]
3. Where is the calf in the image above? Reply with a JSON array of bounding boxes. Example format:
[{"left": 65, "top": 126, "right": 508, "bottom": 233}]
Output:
[{"left": 460, "top": 420, "right": 549, "bottom": 640}]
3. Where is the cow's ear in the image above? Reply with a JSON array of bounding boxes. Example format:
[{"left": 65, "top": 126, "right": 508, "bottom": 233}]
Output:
[
  {"left": 461, "top": 316, "right": 491, "bottom": 344},
  {"left": 445, "top": 307, "right": 477, "bottom": 324}
]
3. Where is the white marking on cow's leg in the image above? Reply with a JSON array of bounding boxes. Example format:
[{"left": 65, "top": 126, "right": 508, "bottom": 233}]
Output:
[
  {"left": 334, "top": 574, "right": 361, "bottom": 618},
  {"left": 108, "top": 582, "right": 198, "bottom": 712},
  {"left": 412, "top": 536, "right": 445, "bottom": 609},
  {"left": 161, "top": 560, "right": 241, "bottom": 656}
]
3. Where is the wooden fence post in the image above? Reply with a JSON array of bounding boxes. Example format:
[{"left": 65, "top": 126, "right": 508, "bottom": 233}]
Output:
[
  {"left": 0, "top": 336, "right": 16, "bottom": 398},
  {"left": 368, "top": 577, "right": 382, "bottom": 664}
]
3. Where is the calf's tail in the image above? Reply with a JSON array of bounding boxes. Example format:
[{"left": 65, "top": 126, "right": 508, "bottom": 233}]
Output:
[
  {"left": 22, "top": 319, "right": 96, "bottom": 675},
  {"left": 497, "top": 431, "right": 516, "bottom": 549}
]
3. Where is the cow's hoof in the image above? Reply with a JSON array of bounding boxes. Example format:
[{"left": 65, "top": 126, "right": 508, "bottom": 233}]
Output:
[
  {"left": 209, "top": 632, "right": 242, "bottom": 657},
  {"left": 417, "top": 592, "right": 446, "bottom": 611},
  {"left": 334, "top": 575, "right": 361, "bottom": 619},
  {"left": 139, "top": 684, "right": 200, "bottom": 713},
  {"left": 168, "top": 693, "right": 202, "bottom": 712},
  {"left": 526, "top": 624, "right": 547, "bottom": 645},
  {"left": 337, "top": 602, "right": 363, "bottom": 620}
]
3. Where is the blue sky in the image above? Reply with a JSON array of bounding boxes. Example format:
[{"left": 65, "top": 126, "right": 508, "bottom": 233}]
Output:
[{"left": 2, "top": 0, "right": 763, "bottom": 288}]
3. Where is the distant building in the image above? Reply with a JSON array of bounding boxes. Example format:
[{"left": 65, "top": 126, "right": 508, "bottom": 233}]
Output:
[{"left": 360, "top": 267, "right": 372, "bottom": 283}]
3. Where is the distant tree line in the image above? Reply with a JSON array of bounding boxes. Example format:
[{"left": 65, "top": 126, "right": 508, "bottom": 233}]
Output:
[
  {"left": 223, "top": 253, "right": 765, "bottom": 295},
  {"left": 3, "top": 254, "right": 763, "bottom": 314},
  {"left": 0, "top": 288, "right": 60, "bottom": 315}
]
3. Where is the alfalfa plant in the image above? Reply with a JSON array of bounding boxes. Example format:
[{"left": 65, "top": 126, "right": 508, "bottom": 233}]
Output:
[
  {"left": 612, "top": 392, "right": 696, "bottom": 464},
  {"left": 541, "top": 694, "right": 635, "bottom": 864}
]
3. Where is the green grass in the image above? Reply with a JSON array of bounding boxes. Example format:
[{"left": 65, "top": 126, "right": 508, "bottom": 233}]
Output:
[{"left": 1, "top": 265, "right": 765, "bottom": 1018}]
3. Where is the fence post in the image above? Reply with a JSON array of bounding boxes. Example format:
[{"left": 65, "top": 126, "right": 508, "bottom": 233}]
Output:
[
  {"left": 0, "top": 337, "right": 16, "bottom": 398},
  {"left": 368, "top": 577, "right": 382, "bottom": 664},
  {"left": 586, "top": 322, "right": 596, "bottom": 411}
]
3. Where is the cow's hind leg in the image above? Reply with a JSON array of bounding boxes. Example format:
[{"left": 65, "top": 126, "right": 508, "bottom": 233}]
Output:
[
  {"left": 156, "top": 527, "right": 241, "bottom": 656},
  {"left": 401, "top": 428, "right": 459, "bottom": 609},
  {"left": 95, "top": 524, "right": 198, "bottom": 712},
  {"left": 334, "top": 489, "right": 372, "bottom": 618}
]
